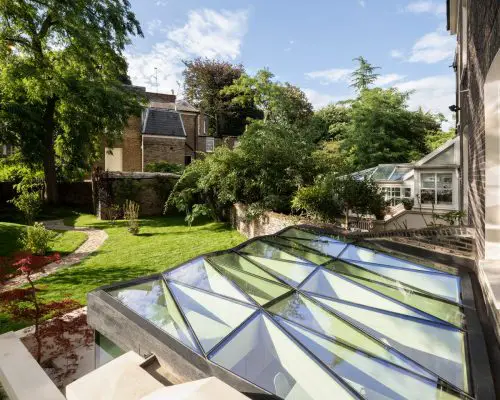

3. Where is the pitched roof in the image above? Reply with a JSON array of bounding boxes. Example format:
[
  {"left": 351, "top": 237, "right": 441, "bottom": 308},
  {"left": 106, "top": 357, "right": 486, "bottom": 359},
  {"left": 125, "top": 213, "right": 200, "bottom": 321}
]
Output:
[{"left": 142, "top": 108, "right": 186, "bottom": 137}]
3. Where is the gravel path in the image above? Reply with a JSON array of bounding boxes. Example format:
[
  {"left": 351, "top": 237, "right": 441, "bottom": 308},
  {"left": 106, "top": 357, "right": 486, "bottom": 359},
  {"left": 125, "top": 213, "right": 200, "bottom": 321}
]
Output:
[{"left": 0, "top": 220, "right": 108, "bottom": 292}]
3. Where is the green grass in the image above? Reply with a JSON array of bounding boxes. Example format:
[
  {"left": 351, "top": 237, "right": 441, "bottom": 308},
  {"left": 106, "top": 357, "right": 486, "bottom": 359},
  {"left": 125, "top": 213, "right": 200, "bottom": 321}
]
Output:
[
  {"left": 0, "top": 222, "right": 87, "bottom": 257},
  {"left": 0, "top": 215, "right": 245, "bottom": 333}
]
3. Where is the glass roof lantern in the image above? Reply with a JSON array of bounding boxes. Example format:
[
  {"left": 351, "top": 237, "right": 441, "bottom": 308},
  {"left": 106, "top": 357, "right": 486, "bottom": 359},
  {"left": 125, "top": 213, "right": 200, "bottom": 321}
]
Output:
[{"left": 105, "top": 226, "right": 482, "bottom": 400}]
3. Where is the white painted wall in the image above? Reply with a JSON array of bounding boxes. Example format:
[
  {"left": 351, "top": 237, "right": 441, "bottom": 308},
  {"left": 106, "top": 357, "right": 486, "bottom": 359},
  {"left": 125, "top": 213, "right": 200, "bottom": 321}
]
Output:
[{"left": 104, "top": 147, "right": 123, "bottom": 172}]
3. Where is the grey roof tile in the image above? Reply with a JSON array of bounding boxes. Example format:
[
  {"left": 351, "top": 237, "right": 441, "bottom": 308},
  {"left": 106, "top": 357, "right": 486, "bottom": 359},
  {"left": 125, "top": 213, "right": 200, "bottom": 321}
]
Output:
[{"left": 142, "top": 108, "right": 186, "bottom": 137}]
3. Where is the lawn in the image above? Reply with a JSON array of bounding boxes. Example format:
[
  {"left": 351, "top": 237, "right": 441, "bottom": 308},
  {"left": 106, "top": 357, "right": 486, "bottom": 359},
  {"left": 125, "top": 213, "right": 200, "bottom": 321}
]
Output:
[{"left": 0, "top": 215, "right": 245, "bottom": 333}]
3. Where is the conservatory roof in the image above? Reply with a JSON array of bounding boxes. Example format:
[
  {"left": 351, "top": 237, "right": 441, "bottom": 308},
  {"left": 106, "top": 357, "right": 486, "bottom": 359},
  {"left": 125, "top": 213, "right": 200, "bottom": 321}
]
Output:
[
  {"left": 102, "top": 226, "right": 486, "bottom": 400},
  {"left": 352, "top": 164, "right": 413, "bottom": 182}
]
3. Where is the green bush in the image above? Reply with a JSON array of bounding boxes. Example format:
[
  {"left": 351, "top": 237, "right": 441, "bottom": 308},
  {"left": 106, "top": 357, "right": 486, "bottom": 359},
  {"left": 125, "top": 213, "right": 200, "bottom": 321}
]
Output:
[
  {"left": 124, "top": 199, "right": 140, "bottom": 235},
  {"left": 22, "top": 222, "right": 55, "bottom": 255},
  {"left": 10, "top": 190, "right": 43, "bottom": 226},
  {"left": 145, "top": 161, "right": 184, "bottom": 175}
]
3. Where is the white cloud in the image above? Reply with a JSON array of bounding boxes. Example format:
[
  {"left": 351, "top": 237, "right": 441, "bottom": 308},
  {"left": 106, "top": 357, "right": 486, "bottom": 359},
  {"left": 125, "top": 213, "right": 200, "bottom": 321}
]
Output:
[
  {"left": 376, "top": 73, "right": 406, "bottom": 86},
  {"left": 408, "top": 30, "right": 455, "bottom": 63},
  {"left": 284, "top": 39, "right": 295, "bottom": 52},
  {"left": 390, "top": 49, "right": 405, "bottom": 59},
  {"left": 305, "top": 68, "right": 353, "bottom": 85},
  {"left": 405, "top": 1, "right": 446, "bottom": 15},
  {"left": 146, "top": 19, "right": 163, "bottom": 36},
  {"left": 303, "top": 88, "right": 350, "bottom": 109},
  {"left": 167, "top": 9, "right": 248, "bottom": 60},
  {"left": 155, "top": 0, "right": 168, "bottom": 6},
  {"left": 126, "top": 9, "right": 248, "bottom": 93},
  {"left": 396, "top": 74, "right": 455, "bottom": 129},
  {"left": 358, "top": 0, "right": 366, "bottom": 7}
]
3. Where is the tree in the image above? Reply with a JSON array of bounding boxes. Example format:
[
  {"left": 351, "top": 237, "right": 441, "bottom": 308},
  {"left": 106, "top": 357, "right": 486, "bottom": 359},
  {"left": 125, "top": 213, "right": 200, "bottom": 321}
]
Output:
[
  {"left": 339, "top": 88, "right": 443, "bottom": 169},
  {"left": 425, "top": 128, "right": 456, "bottom": 151},
  {"left": 0, "top": 0, "right": 144, "bottom": 203},
  {"left": 312, "top": 102, "right": 352, "bottom": 141},
  {"left": 182, "top": 58, "right": 259, "bottom": 136},
  {"left": 350, "top": 56, "right": 380, "bottom": 92},
  {"left": 222, "top": 69, "right": 313, "bottom": 127}
]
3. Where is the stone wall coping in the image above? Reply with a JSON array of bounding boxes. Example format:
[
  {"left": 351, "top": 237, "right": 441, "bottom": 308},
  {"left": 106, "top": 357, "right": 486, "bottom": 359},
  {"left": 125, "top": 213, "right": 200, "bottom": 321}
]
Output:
[
  {"left": 104, "top": 171, "right": 180, "bottom": 179},
  {"left": 0, "top": 332, "right": 65, "bottom": 400}
]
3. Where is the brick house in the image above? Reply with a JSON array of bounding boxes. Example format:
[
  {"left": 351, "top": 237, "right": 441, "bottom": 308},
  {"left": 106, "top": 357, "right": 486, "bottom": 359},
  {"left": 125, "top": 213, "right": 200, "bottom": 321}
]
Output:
[
  {"left": 447, "top": 0, "right": 500, "bottom": 339},
  {"left": 102, "top": 88, "right": 238, "bottom": 172}
]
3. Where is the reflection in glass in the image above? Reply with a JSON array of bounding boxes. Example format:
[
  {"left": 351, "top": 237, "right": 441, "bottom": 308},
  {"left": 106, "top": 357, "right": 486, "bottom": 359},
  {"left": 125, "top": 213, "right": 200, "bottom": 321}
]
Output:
[
  {"left": 209, "top": 253, "right": 280, "bottom": 282},
  {"left": 109, "top": 279, "right": 199, "bottom": 351},
  {"left": 245, "top": 255, "right": 316, "bottom": 287},
  {"left": 210, "top": 313, "right": 356, "bottom": 399},
  {"left": 313, "top": 295, "right": 467, "bottom": 392},
  {"left": 277, "top": 318, "right": 461, "bottom": 400},
  {"left": 169, "top": 282, "right": 256, "bottom": 353}
]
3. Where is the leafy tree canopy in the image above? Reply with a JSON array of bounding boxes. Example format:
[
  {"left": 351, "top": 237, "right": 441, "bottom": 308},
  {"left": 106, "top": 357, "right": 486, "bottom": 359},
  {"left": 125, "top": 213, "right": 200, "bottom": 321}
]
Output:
[
  {"left": 350, "top": 56, "right": 380, "bottom": 92},
  {"left": 0, "top": 0, "right": 144, "bottom": 203},
  {"left": 222, "top": 69, "right": 313, "bottom": 127},
  {"left": 182, "top": 58, "right": 260, "bottom": 136}
]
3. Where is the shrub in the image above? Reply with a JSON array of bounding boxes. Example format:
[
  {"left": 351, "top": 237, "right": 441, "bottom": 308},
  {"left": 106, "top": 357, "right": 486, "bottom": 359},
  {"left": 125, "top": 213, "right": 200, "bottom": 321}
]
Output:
[
  {"left": 112, "top": 178, "right": 140, "bottom": 205},
  {"left": 145, "top": 161, "right": 184, "bottom": 175},
  {"left": 124, "top": 200, "right": 140, "bottom": 235},
  {"left": 402, "top": 198, "right": 414, "bottom": 210},
  {"left": 22, "top": 223, "right": 55, "bottom": 256},
  {"left": 10, "top": 190, "right": 43, "bottom": 226}
]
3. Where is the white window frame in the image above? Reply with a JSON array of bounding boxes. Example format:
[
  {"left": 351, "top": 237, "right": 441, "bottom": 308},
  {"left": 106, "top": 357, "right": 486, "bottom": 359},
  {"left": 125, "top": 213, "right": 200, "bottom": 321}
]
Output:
[
  {"left": 419, "top": 172, "right": 454, "bottom": 206},
  {"left": 206, "top": 137, "right": 214, "bottom": 153},
  {"left": 380, "top": 185, "right": 411, "bottom": 206}
]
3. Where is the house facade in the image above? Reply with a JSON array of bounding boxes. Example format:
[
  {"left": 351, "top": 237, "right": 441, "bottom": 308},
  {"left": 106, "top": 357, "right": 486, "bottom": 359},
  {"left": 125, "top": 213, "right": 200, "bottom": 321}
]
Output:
[
  {"left": 447, "top": 0, "right": 500, "bottom": 340},
  {"left": 353, "top": 136, "right": 461, "bottom": 225},
  {"left": 102, "top": 88, "right": 238, "bottom": 172}
]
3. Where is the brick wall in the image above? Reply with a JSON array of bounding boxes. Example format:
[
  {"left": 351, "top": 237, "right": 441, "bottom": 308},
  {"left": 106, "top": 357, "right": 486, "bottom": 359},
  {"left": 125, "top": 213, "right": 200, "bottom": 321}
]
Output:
[
  {"left": 142, "top": 136, "right": 185, "bottom": 166},
  {"left": 459, "top": 1, "right": 500, "bottom": 260},
  {"left": 180, "top": 113, "right": 197, "bottom": 158},
  {"left": 122, "top": 116, "right": 142, "bottom": 172}
]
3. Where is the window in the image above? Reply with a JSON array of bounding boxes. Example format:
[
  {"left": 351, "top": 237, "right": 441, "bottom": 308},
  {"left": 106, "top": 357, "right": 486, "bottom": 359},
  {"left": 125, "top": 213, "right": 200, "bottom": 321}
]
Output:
[
  {"left": 95, "top": 331, "right": 124, "bottom": 368},
  {"left": 381, "top": 186, "right": 403, "bottom": 206},
  {"left": 404, "top": 188, "right": 412, "bottom": 198},
  {"left": 206, "top": 137, "right": 214, "bottom": 153},
  {"left": 184, "top": 155, "right": 192, "bottom": 166},
  {"left": 420, "top": 173, "right": 453, "bottom": 205},
  {"left": 2, "top": 144, "right": 14, "bottom": 157}
]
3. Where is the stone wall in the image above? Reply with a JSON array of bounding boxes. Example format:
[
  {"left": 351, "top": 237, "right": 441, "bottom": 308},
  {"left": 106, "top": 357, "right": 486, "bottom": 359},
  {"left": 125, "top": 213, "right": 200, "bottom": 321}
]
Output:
[
  {"left": 142, "top": 136, "right": 185, "bottom": 167},
  {"left": 97, "top": 172, "right": 179, "bottom": 218},
  {"left": 230, "top": 203, "right": 475, "bottom": 257}
]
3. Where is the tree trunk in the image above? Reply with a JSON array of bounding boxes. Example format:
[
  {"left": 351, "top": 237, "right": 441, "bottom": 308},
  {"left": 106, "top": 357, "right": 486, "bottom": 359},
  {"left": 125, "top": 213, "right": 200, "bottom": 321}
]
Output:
[{"left": 42, "top": 97, "right": 58, "bottom": 204}]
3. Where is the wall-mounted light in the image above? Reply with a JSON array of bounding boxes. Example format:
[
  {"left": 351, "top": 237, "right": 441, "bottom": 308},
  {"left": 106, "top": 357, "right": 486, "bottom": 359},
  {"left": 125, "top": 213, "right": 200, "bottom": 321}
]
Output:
[{"left": 449, "top": 105, "right": 461, "bottom": 112}]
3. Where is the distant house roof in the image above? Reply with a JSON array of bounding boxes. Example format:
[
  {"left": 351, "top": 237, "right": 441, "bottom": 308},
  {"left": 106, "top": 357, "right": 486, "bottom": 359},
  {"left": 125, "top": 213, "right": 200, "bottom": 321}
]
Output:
[{"left": 142, "top": 108, "right": 186, "bottom": 137}]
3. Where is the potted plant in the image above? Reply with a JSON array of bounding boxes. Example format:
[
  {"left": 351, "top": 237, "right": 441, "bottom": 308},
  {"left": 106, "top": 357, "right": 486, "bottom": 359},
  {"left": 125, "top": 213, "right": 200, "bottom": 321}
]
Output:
[{"left": 402, "top": 198, "right": 414, "bottom": 210}]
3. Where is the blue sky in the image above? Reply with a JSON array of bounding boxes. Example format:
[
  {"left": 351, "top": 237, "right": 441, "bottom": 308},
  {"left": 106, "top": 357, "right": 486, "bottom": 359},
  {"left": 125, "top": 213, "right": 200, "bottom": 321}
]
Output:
[{"left": 126, "top": 0, "right": 456, "bottom": 128}]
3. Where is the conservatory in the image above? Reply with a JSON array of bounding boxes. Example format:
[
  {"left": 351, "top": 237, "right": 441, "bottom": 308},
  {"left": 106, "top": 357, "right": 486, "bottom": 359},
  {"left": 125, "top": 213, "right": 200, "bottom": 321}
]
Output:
[{"left": 87, "top": 226, "right": 493, "bottom": 400}]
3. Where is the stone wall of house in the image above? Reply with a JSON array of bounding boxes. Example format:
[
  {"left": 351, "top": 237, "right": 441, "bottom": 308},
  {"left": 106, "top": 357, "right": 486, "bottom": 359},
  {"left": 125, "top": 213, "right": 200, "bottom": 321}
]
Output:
[
  {"left": 122, "top": 116, "right": 143, "bottom": 172},
  {"left": 459, "top": 1, "right": 500, "bottom": 260},
  {"left": 142, "top": 136, "right": 185, "bottom": 167},
  {"left": 230, "top": 203, "right": 475, "bottom": 257},
  {"left": 97, "top": 172, "right": 179, "bottom": 218}
]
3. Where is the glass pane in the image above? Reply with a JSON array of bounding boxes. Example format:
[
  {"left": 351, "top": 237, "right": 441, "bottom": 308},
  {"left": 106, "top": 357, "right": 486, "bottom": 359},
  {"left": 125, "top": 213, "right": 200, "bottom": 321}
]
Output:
[
  {"left": 208, "top": 253, "right": 280, "bottom": 282},
  {"left": 437, "top": 173, "right": 453, "bottom": 189},
  {"left": 343, "top": 260, "right": 461, "bottom": 303},
  {"left": 245, "top": 255, "right": 317, "bottom": 287},
  {"left": 404, "top": 188, "right": 412, "bottom": 197},
  {"left": 169, "top": 282, "right": 256, "bottom": 353},
  {"left": 437, "top": 189, "right": 453, "bottom": 204},
  {"left": 266, "top": 237, "right": 332, "bottom": 264},
  {"left": 267, "top": 293, "right": 433, "bottom": 378},
  {"left": 210, "top": 313, "right": 356, "bottom": 400},
  {"left": 109, "top": 279, "right": 199, "bottom": 351},
  {"left": 421, "top": 173, "right": 436, "bottom": 189},
  {"left": 215, "top": 264, "right": 291, "bottom": 305},
  {"left": 287, "top": 238, "right": 347, "bottom": 258},
  {"left": 340, "top": 274, "right": 464, "bottom": 328},
  {"left": 278, "top": 319, "right": 461, "bottom": 400},
  {"left": 301, "top": 269, "right": 438, "bottom": 322},
  {"left": 372, "top": 165, "right": 396, "bottom": 180},
  {"left": 390, "top": 168, "right": 412, "bottom": 181},
  {"left": 313, "top": 296, "right": 468, "bottom": 392},
  {"left": 420, "top": 189, "right": 436, "bottom": 204},
  {"left": 340, "top": 245, "right": 436, "bottom": 272},
  {"left": 164, "top": 258, "right": 251, "bottom": 304},
  {"left": 279, "top": 227, "right": 323, "bottom": 240},
  {"left": 240, "top": 240, "right": 304, "bottom": 262},
  {"left": 95, "top": 331, "right": 124, "bottom": 368}
]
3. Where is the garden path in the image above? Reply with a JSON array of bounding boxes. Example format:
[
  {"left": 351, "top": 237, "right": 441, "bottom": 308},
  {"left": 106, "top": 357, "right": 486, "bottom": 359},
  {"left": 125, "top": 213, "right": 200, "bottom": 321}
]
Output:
[{"left": 0, "top": 220, "right": 108, "bottom": 293}]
